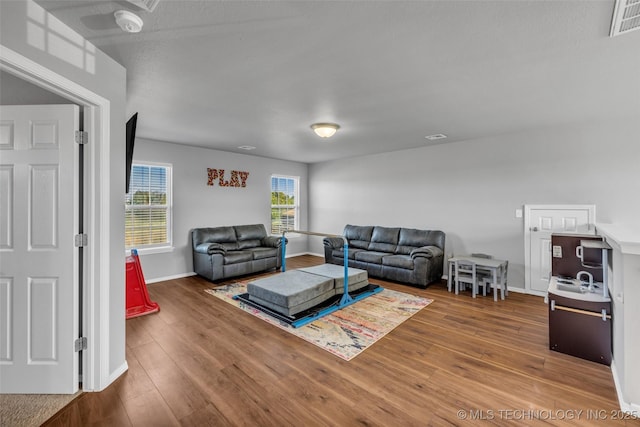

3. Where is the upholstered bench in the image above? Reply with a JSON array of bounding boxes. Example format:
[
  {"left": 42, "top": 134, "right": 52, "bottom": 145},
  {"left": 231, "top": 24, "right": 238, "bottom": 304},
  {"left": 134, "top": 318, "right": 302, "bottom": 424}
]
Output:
[{"left": 246, "top": 264, "right": 369, "bottom": 317}]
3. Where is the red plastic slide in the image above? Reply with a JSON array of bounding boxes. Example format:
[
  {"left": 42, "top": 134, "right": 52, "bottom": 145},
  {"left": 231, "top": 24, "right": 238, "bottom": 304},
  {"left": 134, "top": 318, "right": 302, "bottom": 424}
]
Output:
[{"left": 125, "top": 249, "right": 160, "bottom": 319}]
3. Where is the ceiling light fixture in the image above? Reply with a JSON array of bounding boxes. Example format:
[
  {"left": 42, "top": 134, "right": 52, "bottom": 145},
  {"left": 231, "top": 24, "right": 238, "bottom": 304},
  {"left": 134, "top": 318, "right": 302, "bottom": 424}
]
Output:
[
  {"left": 114, "top": 10, "right": 144, "bottom": 33},
  {"left": 311, "top": 123, "right": 340, "bottom": 138}
]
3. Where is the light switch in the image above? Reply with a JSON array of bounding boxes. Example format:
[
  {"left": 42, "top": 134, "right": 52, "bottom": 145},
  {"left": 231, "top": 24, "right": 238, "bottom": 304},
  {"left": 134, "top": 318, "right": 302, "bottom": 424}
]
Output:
[{"left": 515, "top": 209, "right": 523, "bottom": 218}]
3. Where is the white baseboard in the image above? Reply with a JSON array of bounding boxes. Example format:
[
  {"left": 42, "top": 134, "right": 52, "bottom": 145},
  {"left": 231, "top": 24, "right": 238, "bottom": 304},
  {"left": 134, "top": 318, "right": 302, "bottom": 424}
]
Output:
[
  {"left": 611, "top": 360, "right": 640, "bottom": 413},
  {"left": 441, "top": 276, "right": 530, "bottom": 295},
  {"left": 146, "top": 272, "right": 197, "bottom": 284},
  {"left": 88, "top": 360, "right": 128, "bottom": 392},
  {"left": 285, "top": 251, "right": 324, "bottom": 258}
]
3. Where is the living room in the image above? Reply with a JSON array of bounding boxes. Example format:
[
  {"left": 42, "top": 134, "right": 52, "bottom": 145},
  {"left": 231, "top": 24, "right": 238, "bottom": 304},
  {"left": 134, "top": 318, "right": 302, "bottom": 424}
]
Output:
[{"left": 1, "top": 0, "right": 640, "bottom": 425}]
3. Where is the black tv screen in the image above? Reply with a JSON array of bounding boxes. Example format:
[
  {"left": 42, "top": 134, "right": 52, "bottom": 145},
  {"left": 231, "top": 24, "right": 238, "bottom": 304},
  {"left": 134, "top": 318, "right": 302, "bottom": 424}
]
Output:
[{"left": 125, "top": 113, "right": 138, "bottom": 193}]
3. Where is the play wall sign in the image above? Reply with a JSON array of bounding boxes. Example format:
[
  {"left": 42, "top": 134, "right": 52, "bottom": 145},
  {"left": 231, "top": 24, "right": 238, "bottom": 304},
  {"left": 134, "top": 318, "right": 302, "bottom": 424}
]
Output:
[{"left": 207, "top": 168, "right": 250, "bottom": 188}]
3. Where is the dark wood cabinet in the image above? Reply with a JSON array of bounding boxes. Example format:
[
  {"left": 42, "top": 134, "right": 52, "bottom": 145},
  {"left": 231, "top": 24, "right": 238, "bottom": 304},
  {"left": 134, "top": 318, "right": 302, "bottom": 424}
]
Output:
[{"left": 548, "top": 291, "right": 612, "bottom": 365}]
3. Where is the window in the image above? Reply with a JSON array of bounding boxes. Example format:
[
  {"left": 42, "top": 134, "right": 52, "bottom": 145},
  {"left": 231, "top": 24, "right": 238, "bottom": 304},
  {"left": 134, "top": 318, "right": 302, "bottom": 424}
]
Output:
[
  {"left": 125, "top": 162, "right": 172, "bottom": 251},
  {"left": 271, "top": 175, "right": 299, "bottom": 234}
]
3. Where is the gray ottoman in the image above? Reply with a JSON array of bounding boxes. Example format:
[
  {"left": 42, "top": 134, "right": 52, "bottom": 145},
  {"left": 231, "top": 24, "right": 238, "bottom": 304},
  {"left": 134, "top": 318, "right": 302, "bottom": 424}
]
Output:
[
  {"left": 298, "top": 264, "right": 369, "bottom": 294},
  {"left": 247, "top": 270, "right": 336, "bottom": 317}
]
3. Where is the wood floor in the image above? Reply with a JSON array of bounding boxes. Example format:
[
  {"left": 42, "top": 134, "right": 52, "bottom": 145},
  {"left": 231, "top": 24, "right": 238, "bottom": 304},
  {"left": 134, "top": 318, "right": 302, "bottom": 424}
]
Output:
[{"left": 44, "top": 255, "right": 638, "bottom": 426}]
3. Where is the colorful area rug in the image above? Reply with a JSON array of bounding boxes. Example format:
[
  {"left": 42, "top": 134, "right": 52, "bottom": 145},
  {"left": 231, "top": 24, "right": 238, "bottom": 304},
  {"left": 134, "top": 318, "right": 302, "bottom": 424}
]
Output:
[{"left": 205, "top": 283, "right": 433, "bottom": 361}]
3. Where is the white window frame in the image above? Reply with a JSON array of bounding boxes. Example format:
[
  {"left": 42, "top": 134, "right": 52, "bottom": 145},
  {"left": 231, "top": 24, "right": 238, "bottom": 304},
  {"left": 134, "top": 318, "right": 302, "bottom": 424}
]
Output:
[
  {"left": 271, "top": 174, "right": 299, "bottom": 235},
  {"left": 125, "top": 161, "right": 173, "bottom": 254}
]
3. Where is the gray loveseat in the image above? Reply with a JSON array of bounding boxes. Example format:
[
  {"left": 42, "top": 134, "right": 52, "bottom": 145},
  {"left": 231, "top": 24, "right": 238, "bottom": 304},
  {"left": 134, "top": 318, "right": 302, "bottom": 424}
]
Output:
[
  {"left": 192, "top": 224, "right": 285, "bottom": 282},
  {"left": 323, "top": 224, "right": 445, "bottom": 288}
]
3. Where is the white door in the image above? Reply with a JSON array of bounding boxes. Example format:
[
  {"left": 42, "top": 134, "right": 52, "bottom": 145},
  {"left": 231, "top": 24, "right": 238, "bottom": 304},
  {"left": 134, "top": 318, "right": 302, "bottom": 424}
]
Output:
[
  {"left": 524, "top": 205, "right": 596, "bottom": 295},
  {"left": 0, "top": 105, "right": 80, "bottom": 393}
]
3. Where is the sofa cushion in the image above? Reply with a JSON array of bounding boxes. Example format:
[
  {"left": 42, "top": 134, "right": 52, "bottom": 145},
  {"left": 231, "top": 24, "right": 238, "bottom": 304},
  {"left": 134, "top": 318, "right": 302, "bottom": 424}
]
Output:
[
  {"left": 368, "top": 227, "right": 400, "bottom": 253},
  {"left": 192, "top": 226, "right": 237, "bottom": 247},
  {"left": 355, "top": 251, "right": 393, "bottom": 264},
  {"left": 223, "top": 251, "right": 253, "bottom": 264},
  {"left": 344, "top": 225, "right": 374, "bottom": 249},
  {"left": 332, "top": 248, "right": 364, "bottom": 260},
  {"left": 396, "top": 228, "right": 445, "bottom": 254},
  {"left": 247, "top": 247, "right": 279, "bottom": 260},
  {"left": 238, "top": 239, "right": 261, "bottom": 249},
  {"left": 235, "top": 224, "right": 267, "bottom": 241},
  {"left": 382, "top": 254, "right": 414, "bottom": 270}
]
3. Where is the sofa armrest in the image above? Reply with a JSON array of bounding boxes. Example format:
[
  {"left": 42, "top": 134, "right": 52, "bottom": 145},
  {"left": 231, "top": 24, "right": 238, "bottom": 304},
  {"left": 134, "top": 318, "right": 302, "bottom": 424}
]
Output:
[
  {"left": 194, "top": 243, "right": 227, "bottom": 255},
  {"left": 262, "top": 235, "right": 286, "bottom": 248},
  {"left": 323, "top": 237, "right": 344, "bottom": 249},
  {"left": 410, "top": 245, "right": 443, "bottom": 259}
]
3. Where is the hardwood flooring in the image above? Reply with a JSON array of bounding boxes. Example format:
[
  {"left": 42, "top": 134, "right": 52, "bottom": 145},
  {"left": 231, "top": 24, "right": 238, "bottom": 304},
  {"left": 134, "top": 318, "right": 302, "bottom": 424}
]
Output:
[{"left": 44, "top": 255, "right": 638, "bottom": 426}]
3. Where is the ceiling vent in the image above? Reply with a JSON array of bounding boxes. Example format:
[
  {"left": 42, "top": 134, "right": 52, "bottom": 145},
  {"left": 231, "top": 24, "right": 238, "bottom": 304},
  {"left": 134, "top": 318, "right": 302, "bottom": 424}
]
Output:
[
  {"left": 610, "top": 0, "right": 640, "bottom": 36},
  {"left": 126, "top": 0, "right": 160, "bottom": 13},
  {"left": 424, "top": 134, "right": 447, "bottom": 141}
]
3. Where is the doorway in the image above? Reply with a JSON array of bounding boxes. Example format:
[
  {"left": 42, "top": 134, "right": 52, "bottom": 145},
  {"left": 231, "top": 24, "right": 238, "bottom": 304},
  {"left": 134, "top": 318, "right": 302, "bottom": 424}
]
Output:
[
  {"left": 524, "top": 204, "right": 596, "bottom": 296},
  {"left": 1, "top": 44, "right": 118, "bottom": 392}
]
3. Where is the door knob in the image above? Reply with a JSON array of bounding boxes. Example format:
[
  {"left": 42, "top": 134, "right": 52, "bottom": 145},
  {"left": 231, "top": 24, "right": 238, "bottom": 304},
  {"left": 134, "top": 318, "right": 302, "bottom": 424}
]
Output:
[{"left": 531, "top": 227, "right": 539, "bottom": 232}]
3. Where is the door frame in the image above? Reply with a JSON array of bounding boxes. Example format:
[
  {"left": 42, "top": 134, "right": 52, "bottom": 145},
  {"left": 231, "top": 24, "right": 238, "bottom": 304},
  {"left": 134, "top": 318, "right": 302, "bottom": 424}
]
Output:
[
  {"left": 523, "top": 204, "right": 596, "bottom": 296},
  {"left": 1, "top": 45, "right": 116, "bottom": 391}
]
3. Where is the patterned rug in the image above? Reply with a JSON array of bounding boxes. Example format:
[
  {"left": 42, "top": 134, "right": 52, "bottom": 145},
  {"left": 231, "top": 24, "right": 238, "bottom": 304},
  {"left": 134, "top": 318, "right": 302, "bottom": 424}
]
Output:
[{"left": 205, "top": 283, "right": 433, "bottom": 361}]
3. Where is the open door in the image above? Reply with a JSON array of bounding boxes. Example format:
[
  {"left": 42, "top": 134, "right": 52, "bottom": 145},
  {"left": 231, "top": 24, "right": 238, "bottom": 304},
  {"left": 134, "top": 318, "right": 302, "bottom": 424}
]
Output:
[{"left": 0, "top": 104, "right": 80, "bottom": 393}]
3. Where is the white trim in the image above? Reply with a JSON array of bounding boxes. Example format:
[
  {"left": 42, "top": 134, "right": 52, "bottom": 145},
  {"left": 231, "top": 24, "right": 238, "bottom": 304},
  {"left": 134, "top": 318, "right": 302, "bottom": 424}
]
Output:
[
  {"left": 523, "top": 204, "right": 596, "bottom": 295},
  {"left": 0, "top": 45, "right": 116, "bottom": 392},
  {"left": 611, "top": 360, "right": 640, "bottom": 413},
  {"left": 285, "top": 251, "right": 315, "bottom": 258},
  {"left": 146, "top": 272, "right": 197, "bottom": 284},
  {"left": 126, "top": 246, "right": 174, "bottom": 256},
  {"left": 505, "top": 286, "right": 529, "bottom": 295},
  {"left": 107, "top": 361, "right": 129, "bottom": 389},
  {"left": 126, "top": 161, "right": 173, "bottom": 251},
  {"left": 306, "top": 251, "right": 325, "bottom": 258}
]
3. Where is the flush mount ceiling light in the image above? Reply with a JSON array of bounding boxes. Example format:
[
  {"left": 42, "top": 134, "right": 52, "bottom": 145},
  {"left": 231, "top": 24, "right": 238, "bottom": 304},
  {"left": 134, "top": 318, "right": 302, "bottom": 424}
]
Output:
[
  {"left": 114, "top": 10, "right": 144, "bottom": 33},
  {"left": 311, "top": 123, "right": 340, "bottom": 138}
]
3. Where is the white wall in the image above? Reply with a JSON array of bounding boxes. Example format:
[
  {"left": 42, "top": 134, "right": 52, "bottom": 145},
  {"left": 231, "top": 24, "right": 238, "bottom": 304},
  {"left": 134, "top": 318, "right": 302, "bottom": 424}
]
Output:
[
  {"left": 133, "top": 139, "right": 309, "bottom": 282},
  {"left": 308, "top": 116, "right": 640, "bottom": 290},
  {"left": 0, "top": 70, "right": 71, "bottom": 104},
  {"left": 1, "top": 0, "right": 127, "bottom": 387}
]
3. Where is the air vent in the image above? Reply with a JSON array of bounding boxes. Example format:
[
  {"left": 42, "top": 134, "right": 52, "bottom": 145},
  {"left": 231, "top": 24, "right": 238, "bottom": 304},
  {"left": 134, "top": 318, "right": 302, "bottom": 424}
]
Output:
[
  {"left": 610, "top": 0, "right": 640, "bottom": 36},
  {"left": 424, "top": 134, "right": 447, "bottom": 141},
  {"left": 126, "top": 0, "right": 160, "bottom": 12}
]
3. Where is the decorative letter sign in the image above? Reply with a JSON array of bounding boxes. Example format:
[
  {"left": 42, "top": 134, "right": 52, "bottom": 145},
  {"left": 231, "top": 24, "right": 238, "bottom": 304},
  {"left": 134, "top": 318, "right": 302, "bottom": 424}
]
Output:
[{"left": 207, "top": 168, "right": 250, "bottom": 188}]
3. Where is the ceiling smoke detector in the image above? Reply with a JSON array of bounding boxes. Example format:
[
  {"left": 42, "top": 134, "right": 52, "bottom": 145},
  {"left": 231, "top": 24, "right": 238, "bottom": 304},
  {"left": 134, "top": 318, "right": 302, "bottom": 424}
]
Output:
[{"left": 114, "top": 10, "right": 143, "bottom": 33}]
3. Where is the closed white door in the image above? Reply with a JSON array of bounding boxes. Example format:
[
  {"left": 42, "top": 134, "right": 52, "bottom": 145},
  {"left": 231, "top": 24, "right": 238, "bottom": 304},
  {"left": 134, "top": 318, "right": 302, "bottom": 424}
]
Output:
[
  {"left": 0, "top": 105, "right": 80, "bottom": 393},
  {"left": 525, "top": 205, "right": 595, "bottom": 295}
]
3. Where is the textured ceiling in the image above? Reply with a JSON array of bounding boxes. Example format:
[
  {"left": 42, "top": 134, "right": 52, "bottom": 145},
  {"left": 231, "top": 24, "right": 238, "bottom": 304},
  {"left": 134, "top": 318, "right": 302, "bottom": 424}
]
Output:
[{"left": 33, "top": 0, "right": 640, "bottom": 163}]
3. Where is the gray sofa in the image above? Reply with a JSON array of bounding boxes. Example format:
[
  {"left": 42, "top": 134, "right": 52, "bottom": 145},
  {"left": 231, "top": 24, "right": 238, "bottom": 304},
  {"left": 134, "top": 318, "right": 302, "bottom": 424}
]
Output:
[
  {"left": 323, "top": 224, "right": 445, "bottom": 288},
  {"left": 192, "top": 224, "right": 285, "bottom": 282}
]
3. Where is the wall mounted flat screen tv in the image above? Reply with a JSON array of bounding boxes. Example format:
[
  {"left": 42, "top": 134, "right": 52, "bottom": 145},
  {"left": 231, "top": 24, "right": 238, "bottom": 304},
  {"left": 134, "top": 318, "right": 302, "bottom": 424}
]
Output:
[{"left": 125, "top": 112, "right": 138, "bottom": 194}]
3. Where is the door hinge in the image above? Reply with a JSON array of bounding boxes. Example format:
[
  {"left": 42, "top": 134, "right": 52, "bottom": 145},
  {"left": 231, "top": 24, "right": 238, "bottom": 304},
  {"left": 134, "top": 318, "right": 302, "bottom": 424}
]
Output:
[
  {"left": 74, "top": 233, "right": 88, "bottom": 247},
  {"left": 74, "top": 337, "right": 87, "bottom": 352},
  {"left": 75, "top": 130, "right": 88, "bottom": 145}
]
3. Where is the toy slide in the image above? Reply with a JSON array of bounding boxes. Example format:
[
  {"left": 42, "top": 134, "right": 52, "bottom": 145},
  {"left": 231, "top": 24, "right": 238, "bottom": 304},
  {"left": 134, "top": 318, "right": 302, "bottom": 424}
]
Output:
[{"left": 125, "top": 249, "right": 160, "bottom": 319}]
